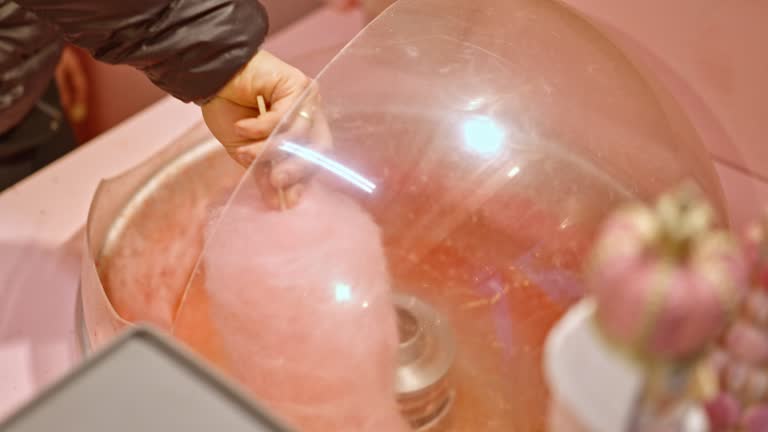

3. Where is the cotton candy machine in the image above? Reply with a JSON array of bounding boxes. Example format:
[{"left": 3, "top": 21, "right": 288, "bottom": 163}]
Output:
[{"left": 80, "top": 0, "right": 727, "bottom": 430}]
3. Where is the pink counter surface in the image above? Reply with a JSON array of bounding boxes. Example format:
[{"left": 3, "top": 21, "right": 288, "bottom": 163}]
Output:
[{"left": 0, "top": 2, "right": 766, "bottom": 422}]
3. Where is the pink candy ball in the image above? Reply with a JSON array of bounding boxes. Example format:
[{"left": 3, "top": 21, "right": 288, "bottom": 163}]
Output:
[
  {"left": 594, "top": 261, "right": 729, "bottom": 358},
  {"left": 589, "top": 201, "right": 747, "bottom": 360},
  {"left": 725, "top": 320, "right": 768, "bottom": 365},
  {"left": 743, "top": 404, "right": 768, "bottom": 432},
  {"left": 705, "top": 392, "right": 742, "bottom": 431},
  {"left": 745, "top": 289, "right": 768, "bottom": 327},
  {"left": 743, "top": 221, "right": 768, "bottom": 290}
]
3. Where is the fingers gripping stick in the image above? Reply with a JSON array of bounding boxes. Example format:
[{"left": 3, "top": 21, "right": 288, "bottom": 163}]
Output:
[{"left": 257, "top": 95, "right": 287, "bottom": 211}]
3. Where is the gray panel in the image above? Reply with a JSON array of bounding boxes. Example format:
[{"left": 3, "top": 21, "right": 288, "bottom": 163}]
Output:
[{"left": 0, "top": 327, "right": 292, "bottom": 432}]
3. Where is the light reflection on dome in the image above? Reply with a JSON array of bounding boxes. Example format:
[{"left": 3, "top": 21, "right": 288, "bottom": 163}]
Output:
[
  {"left": 334, "top": 282, "right": 352, "bottom": 303},
  {"left": 462, "top": 116, "right": 505, "bottom": 157},
  {"left": 280, "top": 141, "right": 376, "bottom": 193}
]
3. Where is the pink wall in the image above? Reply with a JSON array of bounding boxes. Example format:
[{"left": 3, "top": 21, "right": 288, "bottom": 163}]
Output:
[
  {"left": 551, "top": 0, "right": 768, "bottom": 228},
  {"left": 78, "top": 62, "right": 164, "bottom": 142},
  {"left": 559, "top": 0, "right": 768, "bottom": 179}
]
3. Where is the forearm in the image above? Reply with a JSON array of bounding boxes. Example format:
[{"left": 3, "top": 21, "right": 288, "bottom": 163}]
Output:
[{"left": 14, "top": 0, "right": 269, "bottom": 103}]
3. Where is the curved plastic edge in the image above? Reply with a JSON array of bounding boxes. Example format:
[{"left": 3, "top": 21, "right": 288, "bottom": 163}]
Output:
[{"left": 80, "top": 122, "right": 213, "bottom": 351}]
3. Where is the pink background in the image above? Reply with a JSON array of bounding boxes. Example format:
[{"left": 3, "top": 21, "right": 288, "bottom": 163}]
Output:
[{"left": 562, "top": 0, "right": 768, "bottom": 229}]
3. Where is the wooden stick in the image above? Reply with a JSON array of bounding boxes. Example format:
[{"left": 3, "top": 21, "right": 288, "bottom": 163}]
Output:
[{"left": 257, "top": 95, "right": 287, "bottom": 211}]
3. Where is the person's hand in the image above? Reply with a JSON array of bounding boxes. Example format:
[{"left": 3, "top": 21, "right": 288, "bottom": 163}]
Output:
[
  {"left": 55, "top": 46, "right": 89, "bottom": 124},
  {"left": 201, "top": 50, "right": 331, "bottom": 209}
]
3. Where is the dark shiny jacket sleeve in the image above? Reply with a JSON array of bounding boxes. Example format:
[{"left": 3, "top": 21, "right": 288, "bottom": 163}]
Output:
[
  {"left": 0, "top": 1, "right": 62, "bottom": 134},
  {"left": 16, "top": 0, "right": 269, "bottom": 104}
]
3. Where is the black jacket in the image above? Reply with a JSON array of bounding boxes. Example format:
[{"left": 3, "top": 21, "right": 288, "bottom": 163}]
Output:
[{"left": 0, "top": 0, "right": 269, "bottom": 135}]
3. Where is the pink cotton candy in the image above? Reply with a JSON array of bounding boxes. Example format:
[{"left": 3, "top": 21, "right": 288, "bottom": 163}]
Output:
[
  {"left": 202, "top": 181, "right": 410, "bottom": 432},
  {"left": 104, "top": 194, "right": 210, "bottom": 330}
]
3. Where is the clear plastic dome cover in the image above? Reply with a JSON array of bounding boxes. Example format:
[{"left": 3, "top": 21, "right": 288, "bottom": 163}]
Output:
[{"left": 84, "top": 0, "right": 726, "bottom": 431}]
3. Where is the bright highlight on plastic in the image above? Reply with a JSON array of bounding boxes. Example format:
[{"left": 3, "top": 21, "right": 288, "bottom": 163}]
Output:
[
  {"left": 280, "top": 142, "right": 376, "bottom": 193},
  {"left": 334, "top": 283, "right": 352, "bottom": 302},
  {"left": 462, "top": 116, "right": 505, "bottom": 156}
]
